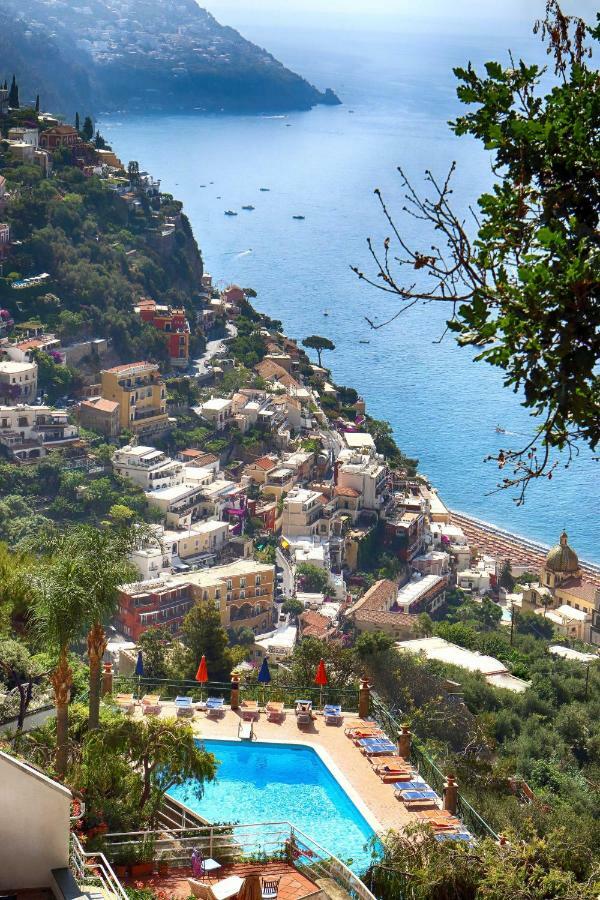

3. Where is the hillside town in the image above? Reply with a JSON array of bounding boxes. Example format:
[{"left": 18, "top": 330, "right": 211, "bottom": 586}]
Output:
[{"left": 2, "top": 54, "right": 600, "bottom": 900}]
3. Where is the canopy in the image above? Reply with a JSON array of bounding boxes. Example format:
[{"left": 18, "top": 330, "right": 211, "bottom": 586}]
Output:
[
  {"left": 315, "top": 658, "right": 328, "bottom": 686},
  {"left": 257, "top": 657, "right": 272, "bottom": 684},
  {"left": 134, "top": 650, "right": 144, "bottom": 677},
  {"left": 195, "top": 655, "right": 208, "bottom": 683}
]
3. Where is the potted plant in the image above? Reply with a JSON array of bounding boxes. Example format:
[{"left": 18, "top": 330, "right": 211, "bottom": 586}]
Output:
[
  {"left": 156, "top": 851, "right": 169, "bottom": 877},
  {"left": 112, "top": 845, "right": 134, "bottom": 879},
  {"left": 130, "top": 837, "right": 155, "bottom": 878}
]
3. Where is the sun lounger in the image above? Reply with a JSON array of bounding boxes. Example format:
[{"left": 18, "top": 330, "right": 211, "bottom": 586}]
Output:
[
  {"left": 344, "top": 718, "right": 375, "bottom": 731},
  {"left": 357, "top": 739, "right": 397, "bottom": 756},
  {"left": 323, "top": 704, "right": 343, "bottom": 725},
  {"left": 114, "top": 693, "right": 136, "bottom": 714},
  {"left": 393, "top": 780, "right": 430, "bottom": 792},
  {"left": 265, "top": 701, "right": 285, "bottom": 722},
  {"left": 187, "top": 875, "right": 244, "bottom": 900},
  {"left": 175, "top": 696, "right": 195, "bottom": 717},
  {"left": 348, "top": 727, "right": 385, "bottom": 740},
  {"left": 434, "top": 832, "right": 472, "bottom": 842},
  {"left": 205, "top": 697, "right": 225, "bottom": 717},
  {"left": 141, "top": 694, "right": 160, "bottom": 705},
  {"left": 240, "top": 699, "right": 259, "bottom": 720},
  {"left": 295, "top": 699, "right": 313, "bottom": 726},
  {"left": 371, "top": 755, "right": 406, "bottom": 769},
  {"left": 396, "top": 789, "right": 438, "bottom": 801}
]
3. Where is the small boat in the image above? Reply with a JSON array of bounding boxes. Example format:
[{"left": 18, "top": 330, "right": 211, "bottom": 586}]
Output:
[
  {"left": 495, "top": 425, "right": 506, "bottom": 434},
  {"left": 242, "top": 205, "right": 255, "bottom": 211},
  {"left": 292, "top": 215, "right": 305, "bottom": 220},
  {"left": 323, "top": 310, "right": 329, "bottom": 316},
  {"left": 200, "top": 184, "right": 206, "bottom": 188},
  {"left": 260, "top": 187, "right": 270, "bottom": 192},
  {"left": 359, "top": 339, "right": 370, "bottom": 344},
  {"left": 224, "top": 210, "right": 238, "bottom": 216}
]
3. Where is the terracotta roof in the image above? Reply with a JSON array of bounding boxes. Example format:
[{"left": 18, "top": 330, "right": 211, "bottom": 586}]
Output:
[
  {"left": 299, "top": 609, "right": 333, "bottom": 638},
  {"left": 559, "top": 578, "right": 598, "bottom": 604},
  {"left": 81, "top": 398, "right": 119, "bottom": 413},
  {"left": 255, "top": 359, "right": 301, "bottom": 389},
  {"left": 349, "top": 579, "right": 398, "bottom": 616},
  {"left": 187, "top": 453, "right": 219, "bottom": 467},
  {"left": 104, "top": 361, "right": 152, "bottom": 373},
  {"left": 334, "top": 485, "right": 361, "bottom": 499},
  {"left": 180, "top": 449, "right": 204, "bottom": 459},
  {"left": 250, "top": 455, "right": 279, "bottom": 471},
  {"left": 354, "top": 609, "right": 416, "bottom": 630}
]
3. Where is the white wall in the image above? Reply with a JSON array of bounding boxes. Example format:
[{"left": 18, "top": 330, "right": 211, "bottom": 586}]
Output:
[{"left": 0, "top": 750, "right": 72, "bottom": 890}]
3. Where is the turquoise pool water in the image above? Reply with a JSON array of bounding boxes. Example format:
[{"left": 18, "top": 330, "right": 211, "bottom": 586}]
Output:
[{"left": 168, "top": 739, "right": 375, "bottom": 872}]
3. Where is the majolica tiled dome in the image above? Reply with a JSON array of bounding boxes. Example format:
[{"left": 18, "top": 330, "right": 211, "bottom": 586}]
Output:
[{"left": 545, "top": 531, "right": 579, "bottom": 574}]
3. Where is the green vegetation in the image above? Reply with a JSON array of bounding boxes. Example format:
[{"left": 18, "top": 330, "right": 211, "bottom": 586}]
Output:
[
  {"left": 296, "top": 562, "right": 329, "bottom": 594},
  {"left": 302, "top": 334, "right": 335, "bottom": 368},
  {"left": 0, "top": 119, "right": 204, "bottom": 367},
  {"left": 354, "top": 2, "right": 600, "bottom": 499}
]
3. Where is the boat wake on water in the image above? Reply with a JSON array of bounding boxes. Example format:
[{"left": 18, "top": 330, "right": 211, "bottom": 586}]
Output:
[{"left": 223, "top": 249, "right": 253, "bottom": 257}]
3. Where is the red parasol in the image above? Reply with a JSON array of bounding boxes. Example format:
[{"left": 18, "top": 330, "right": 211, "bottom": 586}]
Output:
[
  {"left": 315, "top": 658, "right": 328, "bottom": 686},
  {"left": 315, "top": 658, "right": 328, "bottom": 709},
  {"left": 195, "top": 655, "right": 208, "bottom": 699}
]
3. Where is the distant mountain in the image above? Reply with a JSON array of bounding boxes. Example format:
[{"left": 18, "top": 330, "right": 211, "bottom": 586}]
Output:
[{"left": 0, "top": 0, "right": 341, "bottom": 116}]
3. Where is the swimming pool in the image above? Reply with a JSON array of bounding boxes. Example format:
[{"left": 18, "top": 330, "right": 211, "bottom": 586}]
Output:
[{"left": 168, "top": 739, "right": 376, "bottom": 872}]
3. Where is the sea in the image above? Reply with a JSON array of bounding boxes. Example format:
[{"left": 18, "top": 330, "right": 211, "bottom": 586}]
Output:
[{"left": 98, "top": 1, "right": 599, "bottom": 563}]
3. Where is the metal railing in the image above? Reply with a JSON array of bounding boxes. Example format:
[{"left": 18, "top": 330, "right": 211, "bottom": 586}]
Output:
[
  {"left": 111, "top": 674, "right": 360, "bottom": 711},
  {"left": 369, "top": 692, "right": 498, "bottom": 841},
  {"left": 102, "top": 818, "right": 377, "bottom": 900},
  {"left": 70, "top": 832, "right": 128, "bottom": 900}
]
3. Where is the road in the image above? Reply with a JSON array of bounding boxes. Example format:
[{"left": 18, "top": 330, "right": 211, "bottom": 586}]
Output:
[
  {"left": 276, "top": 547, "right": 295, "bottom": 598},
  {"left": 192, "top": 323, "right": 236, "bottom": 378}
]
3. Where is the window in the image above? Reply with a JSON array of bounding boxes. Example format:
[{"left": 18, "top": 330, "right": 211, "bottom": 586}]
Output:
[
  {"left": 227, "top": 579, "right": 232, "bottom": 590},
  {"left": 240, "top": 590, "right": 245, "bottom": 600},
  {"left": 255, "top": 575, "right": 261, "bottom": 586},
  {"left": 240, "top": 577, "right": 246, "bottom": 588}
]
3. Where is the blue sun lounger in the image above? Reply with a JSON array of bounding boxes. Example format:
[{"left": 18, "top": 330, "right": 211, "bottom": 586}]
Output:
[
  {"left": 397, "top": 789, "right": 439, "bottom": 801},
  {"left": 434, "top": 832, "right": 472, "bottom": 842},
  {"left": 358, "top": 738, "right": 397, "bottom": 755},
  {"left": 392, "top": 780, "right": 430, "bottom": 792},
  {"left": 323, "top": 704, "right": 342, "bottom": 724},
  {"left": 175, "top": 696, "right": 194, "bottom": 717},
  {"left": 205, "top": 697, "right": 225, "bottom": 717}
]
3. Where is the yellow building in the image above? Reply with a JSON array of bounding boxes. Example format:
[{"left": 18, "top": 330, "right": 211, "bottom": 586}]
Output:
[
  {"left": 523, "top": 531, "right": 600, "bottom": 642},
  {"left": 100, "top": 362, "right": 169, "bottom": 437}
]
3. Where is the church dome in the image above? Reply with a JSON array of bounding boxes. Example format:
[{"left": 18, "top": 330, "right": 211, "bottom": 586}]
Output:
[{"left": 545, "top": 531, "right": 579, "bottom": 574}]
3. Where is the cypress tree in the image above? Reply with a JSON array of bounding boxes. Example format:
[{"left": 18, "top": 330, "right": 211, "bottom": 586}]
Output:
[
  {"left": 8, "top": 75, "right": 19, "bottom": 109},
  {"left": 35, "top": 94, "right": 40, "bottom": 112},
  {"left": 82, "top": 115, "right": 94, "bottom": 141},
  {"left": 75, "top": 111, "right": 80, "bottom": 131}
]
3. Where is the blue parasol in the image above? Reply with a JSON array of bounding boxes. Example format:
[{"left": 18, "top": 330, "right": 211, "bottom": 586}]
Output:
[
  {"left": 257, "top": 657, "right": 271, "bottom": 703},
  {"left": 135, "top": 650, "right": 144, "bottom": 698}
]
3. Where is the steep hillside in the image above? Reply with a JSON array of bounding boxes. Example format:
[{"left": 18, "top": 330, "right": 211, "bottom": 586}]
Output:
[{"left": 1, "top": 0, "right": 341, "bottom": 115}]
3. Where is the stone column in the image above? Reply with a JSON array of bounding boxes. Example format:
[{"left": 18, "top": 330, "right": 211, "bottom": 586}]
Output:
[
  {"left": 443, "top": 774, "right": 458, "bottom": 815},
  {"left": 358, "top": 677, "right": 371, "bottom": 719},
  {"left": 101, "top": 662, "right": 113, "bottom": 697},
  {"left": 230, "top": 673, "right": 240, "bottom": 710},
  {"left": 397, "top": 723, "right": 412, "bottom": 759}
]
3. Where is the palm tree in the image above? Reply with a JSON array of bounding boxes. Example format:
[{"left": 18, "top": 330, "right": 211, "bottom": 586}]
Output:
[
  {"left": 31, "top": 553, "right": 87, "bottom": 776},
  {"left": 60, "top": 525, "right": 139, "bottom": 730}
]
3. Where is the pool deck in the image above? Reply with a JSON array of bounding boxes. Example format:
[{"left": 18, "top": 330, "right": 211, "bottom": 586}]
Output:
[{"left": 179, "top": 706, "right": 418, "bottom": 836}]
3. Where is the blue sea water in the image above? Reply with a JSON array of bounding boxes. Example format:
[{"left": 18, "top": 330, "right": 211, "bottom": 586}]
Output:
[
  {"left": 167, "top": 739, "right": 375, "bottom": 871},
  {"left": 99, "top": 3, "right": 599, "bottom": 562}
]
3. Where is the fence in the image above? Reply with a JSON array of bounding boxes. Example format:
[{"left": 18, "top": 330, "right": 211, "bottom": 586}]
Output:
[
  {"left": 102, "top": 817, "right": 377, "bottom": 900},
  {"left": 369, "top": 692, "right": 498, "bottom": 841},
  {"left": 70, "top": 832, "right": 128, "bottom": 900},
  {"left": 111, "top": 674, "right": 360, "bottom": 712}
]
